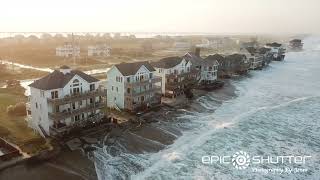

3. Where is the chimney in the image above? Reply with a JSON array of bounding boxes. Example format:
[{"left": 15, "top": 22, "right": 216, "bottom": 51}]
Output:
[{"left": 195, "top": 47, "right": 200, "bottom": 57}]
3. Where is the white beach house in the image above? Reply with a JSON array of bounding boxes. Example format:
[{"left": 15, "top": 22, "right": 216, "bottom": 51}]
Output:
[
  {"left": 56, "top": 42, "right": 80, "bottom": 58},
  {"left": 106, "top": 61, "right": 162, "bottom": 112},
  {"left": 27, "top": 66, "right": 106, "bottom": 137},
  {"left": 88, "top": 44, "right": 111, "bottom": 57}
]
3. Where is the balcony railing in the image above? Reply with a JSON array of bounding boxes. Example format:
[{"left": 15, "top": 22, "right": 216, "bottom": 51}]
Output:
[
  {"left": 47, "top": 89, "right": 106, "bottom": 105},
  {"left": 50, "top": 113, "right": 104, "bottom": 134},
  {"left": 48, "top": 102, "right": 105, "bottom": 121},
  {"left": 165, "top": 69, "right": 199, "bottom": 79},
  {"left": 124, "top": 86, "right": 161, "bottom": 98},
  {"left": 124, "top": 76, "right": 161, "bottom": 88}
]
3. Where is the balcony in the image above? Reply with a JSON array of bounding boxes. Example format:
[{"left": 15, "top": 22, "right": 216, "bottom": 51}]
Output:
[
  {"left": 48, "top": 102, "right": 105, "bottom": 121},
  {"left": 124, "top": 76, "right": 161, "bottom": 88},
  {"left": 125, "top": 94, "right": 162, "bottom": 111},
  {"left": 165, "top": 69, "right": 199, "bottom": 79},
  {"left": 47, "top": 89, "right": 106, "bottom": 105},
  {"left": 50, "top": 113, "right": 104, "bottom": 134},
  {"left": 124, "top": 86, "right": 161, "bottom": 98}
]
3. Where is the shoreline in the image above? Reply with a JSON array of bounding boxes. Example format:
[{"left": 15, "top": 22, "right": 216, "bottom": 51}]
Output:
[{"left": 0, "top": 79, "right": 237, "bottom": 180}]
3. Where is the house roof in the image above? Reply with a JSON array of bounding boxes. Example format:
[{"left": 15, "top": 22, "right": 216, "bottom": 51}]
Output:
[
  {"left": 225, "top": 54, "right": 246, "bottom": 61},
  {"left": 29, "top": 69, "right": 99, "bottom": 90},
  {"left": 60, "top": 65, "right": 70, "bottom": 69},
  {"left": 115, "top": 61, "right": 155, "bottom": 76},
  {"left": 290, "top": 39, "right": 302, "bottom": 43},
  {"left": 258, "top": 47, "right": 271, "bottom": 54},
  {"left": 205, "top": 54, "right": 224, "bottom": 64},
  {"left": 182, "top": 52, "right": 204, "bottom": 66},
  {"left": 151, "top": 56, "right": 185, "bottom": 69},
  {"left": 245, "top": 47, "right": 257, "bottom": 55},
  {"left": 266, "top": 42, "right": 282, "bottom": 47}
]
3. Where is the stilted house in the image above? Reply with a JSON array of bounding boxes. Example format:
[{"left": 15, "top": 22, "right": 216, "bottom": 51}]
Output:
[
  {"left": 182, "top": 48, "right": 218, "bottom": 84},
  {"left": 265, "top": 42, "right": 285, "bottom": 61},
  {"left": 152, "top": 57, "right": 198, "bottom": 98},
  {"left": 258, "top": 47, "right": 272, "bottom": 66},
  {"left": 240, "top": 47, "right": 263, "bottom": 70},
  {"left": 289, "top": 39, "right": 303, "bottom": 51},
  {"left": 225, "top": 54, "right": 251, "bottom": 75}
]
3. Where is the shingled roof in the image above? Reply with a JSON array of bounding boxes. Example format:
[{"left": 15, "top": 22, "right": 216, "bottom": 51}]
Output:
[
  {"left": 151, "top": 56, "right": 185, "bottom": 69},
  {"left": 182, "top": 52, "right": 204, "bottom": 67},
  {"left": 245, "top": 47, "right": 258, "bottom": 55},
  {"left": 29, "top": 69, "right": 99, "bottom": 90},
  {"left": 225, "top": 54, "right": 247, "bottom": 61},
  {"left": 266, "top": 42, "right": 282, "bottom": 47},
  {"left": 204, "top": 54, "right": 224, "bottom": 65},
  {"left": 258, "top": 47, "right": 271, "bottom": 54},
  {"left": 115, "top": 61, "right": 155, "bottom": 76}
]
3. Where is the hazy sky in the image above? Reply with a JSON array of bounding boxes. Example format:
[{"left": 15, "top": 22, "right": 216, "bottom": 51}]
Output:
[{"left": 1, "top": 0, "right": 320, "bottom": 34}]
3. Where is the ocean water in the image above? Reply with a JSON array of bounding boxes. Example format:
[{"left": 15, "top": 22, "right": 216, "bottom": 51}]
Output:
[{"left": 94, "top": 36, "right": 320, "bottom": 180}]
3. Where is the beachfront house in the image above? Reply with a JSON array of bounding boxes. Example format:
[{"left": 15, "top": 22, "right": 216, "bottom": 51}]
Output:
[
  {"left": 265, "top": 42, "right": 286, "bottom": 61},
  {"left": 205, "top": 54, "right": 233, "bottom": 78},
  {"left": 27, "top": 66, "right": 106, "bottom": 137},
  {"left": 240, "top": 47, "right": 263, "bottom": 70},
  {"left": 152, "top": 56, "right": 198, "bottom": 98},
  {"left": 88, "top": 44, "right": 111, "bottom": 57},
  {"left": 199, "top": 37, "right": 224, "bottom": 49},
  {"left": 56, "top": 42, "right": 80, "bottom": 58},
  {"left": 183, "top": 48, "right": 219, "bottom": 84},
  {"left": 258, "top": 47, "right": 273, "bottom": 66},
  {"left": 106, "top": 62, "right": 162, "bottom": 112},
  {"left": 225, "top": 54, "right": 251, "bottom": 75},
  {"left": 289, "top": 39, "right": 303, "bottom": 51}
]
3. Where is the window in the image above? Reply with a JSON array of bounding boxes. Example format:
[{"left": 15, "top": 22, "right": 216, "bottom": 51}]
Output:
[
  {"left": 72, "top": 103, "right": 76, "bottom": 110},
  {"left": 90, "top": 98, "right": 93, "bottom": 104},
  {"left": 116, "top": 87, "right": 118, "bottom": 92},
  {"left": 51, "top": 91, "right": 58, "bottom": 99},
  {"left": 36, "top": 103, "right": 38, "bottom": 109},
  {"left": 127, "top": 88, "right": 131, "bottom": 94},
  {"left": 127, "top": 77, "right": 130, "bottom": 83},
  {"left": 79, "top": 100, "right": 82, "bottom": 106},
  {"left": 56, "top": 105, "right": 60, "bottom": 113},
  {"left": 90, "top": 84, "right": 95, "bottom": 91},
  {"left": 40, "top": 91, "right": 45, "bottom": 97},
  {"left": 149, "top": 73, "right": 153, "bottom": 79},
  {"left": 112, "top": 86, "right": 114, "bottom": 91}
]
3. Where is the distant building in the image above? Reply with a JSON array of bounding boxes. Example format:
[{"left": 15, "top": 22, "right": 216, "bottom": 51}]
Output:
[
  {"left": 27, "top": 66, "right": 105, "bottom": 137},
  {"left": 106, "top": 62, "right": 161, "bottom": 112},
  {"left": 289, "top": 39, "right": 303, "bottom": 51},
  {"left": 56, "top": 42, "right": 80, "bottom": 58},
  {"left": 88, "top": 44, "right": 111, "bottom": 57},
  {"left": 265, "top": 42, "right": 286, "bottom": 61},
  {"left": 200, "top": 37, "right": 224, "bottom": 49},
  {"left": 152, "top": 56, "right": 198, "bottom": 98}
]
